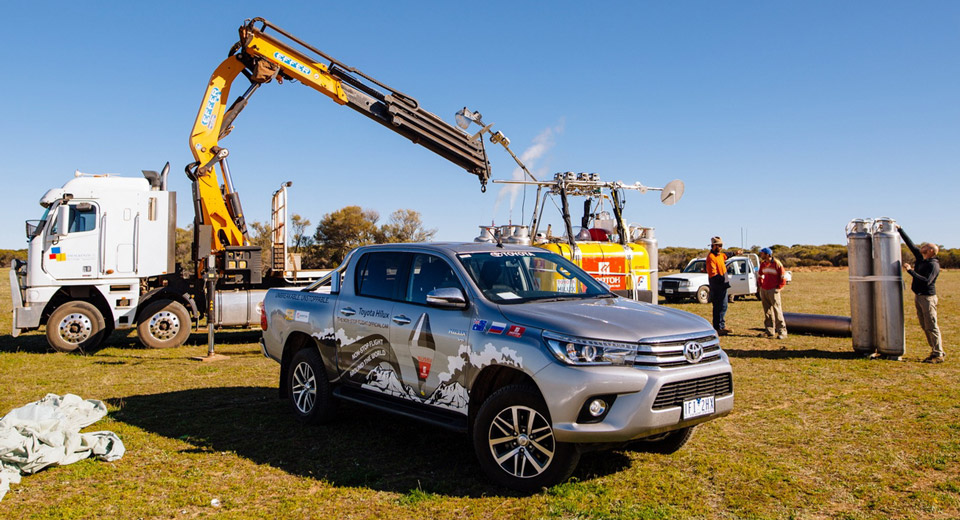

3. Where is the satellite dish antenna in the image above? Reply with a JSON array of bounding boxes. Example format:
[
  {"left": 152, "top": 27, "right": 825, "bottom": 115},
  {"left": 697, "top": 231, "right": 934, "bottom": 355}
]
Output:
[{"left": 660, "top": 179, "right": 684, "bottom": 206}]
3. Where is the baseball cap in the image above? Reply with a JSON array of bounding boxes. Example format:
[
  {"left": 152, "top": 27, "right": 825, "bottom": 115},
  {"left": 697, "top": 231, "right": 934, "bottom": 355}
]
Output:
[{"left": 760, "top": 247, "right": 773, "bottom": 256}]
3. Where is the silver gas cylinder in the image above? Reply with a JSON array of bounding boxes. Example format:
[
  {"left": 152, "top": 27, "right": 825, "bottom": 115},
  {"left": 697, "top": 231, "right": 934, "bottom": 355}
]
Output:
[
  {"left": 871, "top": 218, "right": 905, "bottom": 357},
  {"left": 846, "top": 219, "right": 875, "bottom": 353}
]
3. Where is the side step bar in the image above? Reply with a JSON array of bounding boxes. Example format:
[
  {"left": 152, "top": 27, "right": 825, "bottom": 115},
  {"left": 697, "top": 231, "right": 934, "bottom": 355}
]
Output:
[{"left": 334, "top": 386, "right": 468, "bottom": 433}]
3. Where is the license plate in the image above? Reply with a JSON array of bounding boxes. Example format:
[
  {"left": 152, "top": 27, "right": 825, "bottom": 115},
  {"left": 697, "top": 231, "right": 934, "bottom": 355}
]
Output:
[
  {"left": 683, "top": 396, "right": 715, "bottom": 419},
  {"left": 664, "top": 289, "right": 674, "bottom": 294}
]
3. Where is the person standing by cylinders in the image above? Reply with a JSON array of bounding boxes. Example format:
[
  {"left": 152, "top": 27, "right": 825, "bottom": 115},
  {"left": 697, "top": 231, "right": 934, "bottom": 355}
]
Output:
[
  {"left": 757, "top": 247, "right": 788, "bottom": 339},
  {"left": 706, "top": 236, "right": 739, "bottom": 335},
  {"left": 897, "top": 225, "right": 944, "bottom": 363}
]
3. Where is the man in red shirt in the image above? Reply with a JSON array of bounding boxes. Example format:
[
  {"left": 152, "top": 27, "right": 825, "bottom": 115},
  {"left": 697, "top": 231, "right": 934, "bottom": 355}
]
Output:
[{"left": 757, "top": 247, "right": 788, "bottom": 339}]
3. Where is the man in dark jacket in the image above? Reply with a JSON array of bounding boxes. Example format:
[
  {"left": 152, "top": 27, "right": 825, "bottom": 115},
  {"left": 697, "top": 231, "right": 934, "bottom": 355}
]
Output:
[{"left": 897, "top": 225, "right": 943, "bottom": 363}]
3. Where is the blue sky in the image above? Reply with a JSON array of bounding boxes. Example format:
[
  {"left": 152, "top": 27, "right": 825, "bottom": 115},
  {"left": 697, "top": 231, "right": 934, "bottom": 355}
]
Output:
[{"left": 2, "top": 1, "right": 957, "bottom": 250}]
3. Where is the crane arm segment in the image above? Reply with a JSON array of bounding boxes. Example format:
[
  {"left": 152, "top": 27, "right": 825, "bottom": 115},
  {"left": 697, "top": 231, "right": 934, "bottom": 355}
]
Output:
[{"left": 188, "top": 17, "right": 491, "bottom": 258}]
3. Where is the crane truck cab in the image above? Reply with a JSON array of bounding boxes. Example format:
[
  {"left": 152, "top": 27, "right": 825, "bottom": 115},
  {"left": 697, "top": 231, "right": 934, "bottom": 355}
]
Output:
[{"left": 10, "top": 168, "right": 190, "bottom": 351}]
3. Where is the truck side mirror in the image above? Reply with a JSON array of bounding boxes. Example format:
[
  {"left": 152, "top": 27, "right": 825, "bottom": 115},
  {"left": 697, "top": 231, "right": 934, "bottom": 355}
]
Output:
[
  {"left": 426, "top": 288, "right": 468, "bottom": 309},
  {"left": 331, "top": 269, "right": 341, "bottom": 293},
  {"left": 54, "top": 205, "right": 70, "bottom": 237}
]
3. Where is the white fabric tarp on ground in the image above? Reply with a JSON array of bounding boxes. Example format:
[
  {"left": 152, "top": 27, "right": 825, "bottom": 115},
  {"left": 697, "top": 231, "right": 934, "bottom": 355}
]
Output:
[{"left": 0, "top": 393, "right": 125, "bottom": 501}]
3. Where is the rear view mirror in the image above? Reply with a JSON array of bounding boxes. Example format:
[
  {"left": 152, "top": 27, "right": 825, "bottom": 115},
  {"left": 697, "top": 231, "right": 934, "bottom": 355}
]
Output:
[
  {"left": 54, "top": 205, "right": 70, "bottom": 237},
  {"left": 426, "top": 287, "right": 468, "bottom": 309}
]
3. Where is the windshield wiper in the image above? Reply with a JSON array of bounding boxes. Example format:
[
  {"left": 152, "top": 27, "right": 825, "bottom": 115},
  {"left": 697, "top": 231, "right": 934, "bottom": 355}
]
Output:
[{"left": 531, "top": 295, "right": 589, "bottom": 303}]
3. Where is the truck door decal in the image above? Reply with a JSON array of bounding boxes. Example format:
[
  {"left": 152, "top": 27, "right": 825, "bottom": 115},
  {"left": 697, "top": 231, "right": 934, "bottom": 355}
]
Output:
[{"left": 408, "top": 313, "right": 436, "bottom": 395}]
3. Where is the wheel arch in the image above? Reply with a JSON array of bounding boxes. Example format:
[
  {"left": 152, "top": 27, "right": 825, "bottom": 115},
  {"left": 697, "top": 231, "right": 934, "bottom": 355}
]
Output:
[
  {"left": 468, "top": 365, "right": 539, "bottom": 432},
  {"left": 136, "top": 289, "right": 195, "bottom": 323},
  {"left": 42, "top": 286, "right": 113, "bottom": 328},
  {"left": 279, "top": 331, "right": 335, "bottom": 399}
]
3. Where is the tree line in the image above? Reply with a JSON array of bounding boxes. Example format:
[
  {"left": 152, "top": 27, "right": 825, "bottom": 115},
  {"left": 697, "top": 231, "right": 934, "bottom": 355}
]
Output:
[
  {"left": 659, "top": 244, "right": 960, "bottom": 271},
  {"left": 5, "top": 226, "right": 959, "bottom": 271},
  {"left": 175, "top": 206, "right": 436, "bottom": 273}
]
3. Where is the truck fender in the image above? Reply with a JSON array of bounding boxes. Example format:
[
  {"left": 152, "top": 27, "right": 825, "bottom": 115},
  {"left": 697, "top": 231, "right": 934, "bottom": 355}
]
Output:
[
  {"left": 138, "top": 287, "right": 198, "bottom": 323},
  {"left": 43, "top": 286, "right": 113, "bottom": 330},
  {"left": 278, "top": 331, "right": 338, "bottom": 399}
]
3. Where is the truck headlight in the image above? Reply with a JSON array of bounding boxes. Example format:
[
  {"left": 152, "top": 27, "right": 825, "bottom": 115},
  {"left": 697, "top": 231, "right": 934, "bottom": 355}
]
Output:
[
  {"left": 679, "top": 280, "right": 690, "bottom": 287},
  {"left": 543, "top": 331, "right": 636, "bottom": 366}
]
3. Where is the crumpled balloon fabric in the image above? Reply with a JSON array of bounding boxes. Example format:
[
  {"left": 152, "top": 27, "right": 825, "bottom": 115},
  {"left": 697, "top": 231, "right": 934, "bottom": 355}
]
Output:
[{"left": 0, "top": 393, "right": 125, "bottom": 501}]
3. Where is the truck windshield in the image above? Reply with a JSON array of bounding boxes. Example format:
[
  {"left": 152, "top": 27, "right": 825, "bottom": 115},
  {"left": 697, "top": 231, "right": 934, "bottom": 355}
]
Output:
[
  {"left": 683, "top": 260, "right": 706, "bottom": 274},
  {"left": 457, "top": 251, "right": 611, "bottom": 304},
  {"left": 26, "top": 206, "right": 53, "bottom": 240}
]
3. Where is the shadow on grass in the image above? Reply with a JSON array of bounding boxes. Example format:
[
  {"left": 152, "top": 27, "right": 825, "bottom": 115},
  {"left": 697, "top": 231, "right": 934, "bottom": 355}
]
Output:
[
  {"left": 0, "top": 332, "right": 51, "bottom": 354},
  {"left": 0, "top": 328, "right": 264, "bottom": 356},
  {"left": 723, "top": 347, "right": 864, "bottom": 360},
  {"left": 108, "top": 386, "right": 630, "bottom": 497}
]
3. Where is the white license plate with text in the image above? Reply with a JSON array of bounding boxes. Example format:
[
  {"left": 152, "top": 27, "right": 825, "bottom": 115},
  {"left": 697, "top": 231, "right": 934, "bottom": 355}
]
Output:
[
  {"left": 683, "top": 396, "right": 715, "bottom": 419},
  {"left": 664, "top": 289, "right": 674, "bottom": 294}
]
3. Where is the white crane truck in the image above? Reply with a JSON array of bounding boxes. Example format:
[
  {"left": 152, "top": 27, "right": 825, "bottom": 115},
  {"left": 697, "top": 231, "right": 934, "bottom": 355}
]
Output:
[{"left": 8, "top": 18, "right": 492, "bottom": 352}]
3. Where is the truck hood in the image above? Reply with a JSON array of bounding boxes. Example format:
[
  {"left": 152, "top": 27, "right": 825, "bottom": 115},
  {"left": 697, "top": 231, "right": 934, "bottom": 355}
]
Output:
[
  {"left": 496, "top": 297, "right": 714, "bottom": 342},
  {"left": 659, "top": 273, "right": 707, "bottom": 283}
]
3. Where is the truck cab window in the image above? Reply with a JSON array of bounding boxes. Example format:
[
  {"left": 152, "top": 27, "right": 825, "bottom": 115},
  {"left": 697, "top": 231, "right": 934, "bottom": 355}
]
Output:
[
  {"left": 407, "top": 254, "right": 463, "bottom": 304},
  {"left": 356, "top": 252, "right": 410, "bottom": 301},
  {"left": 69, "top": 204, "right": 97, "bottom": 233},
  {"left": 50, "top": 204, "right": 97, "bottom": 235}
]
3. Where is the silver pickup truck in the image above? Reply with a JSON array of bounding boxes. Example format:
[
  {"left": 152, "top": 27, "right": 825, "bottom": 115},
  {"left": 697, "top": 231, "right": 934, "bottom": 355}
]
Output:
[{"left": 259, "top": 243, "right": 733, "bottom": 490}]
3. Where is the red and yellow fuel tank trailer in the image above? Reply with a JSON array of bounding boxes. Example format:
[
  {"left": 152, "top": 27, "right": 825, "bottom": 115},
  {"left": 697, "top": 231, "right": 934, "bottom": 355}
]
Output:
[{"left": 477, "top": 172, "right": 684, "bottom": 303}]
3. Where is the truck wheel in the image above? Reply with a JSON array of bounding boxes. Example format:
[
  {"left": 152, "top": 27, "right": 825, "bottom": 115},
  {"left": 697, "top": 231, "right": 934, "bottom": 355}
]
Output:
[
  {"left": 137, "top": 300, "right": 191, "bottom": 349},
  {"left": 46, "top": 301, "right": 106, "bottom": 353},
  {"left": 287, "top": 348, "right": 336, "bottom": 425},
  {"left": 634, "top": 426, "right": 695, "bottom": 454},
  {"left": 473, "top": 384, "right": 579, "bottom": 491},
  {"left": 696, "top": 286, "right": 710, "bottom": 304}
]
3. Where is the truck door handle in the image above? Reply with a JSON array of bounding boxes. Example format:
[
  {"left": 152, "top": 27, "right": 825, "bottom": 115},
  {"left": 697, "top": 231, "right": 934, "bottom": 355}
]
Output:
[
  {"left": 392, "top": 315, "right": 411, "bottom": 325},
  {"left": 339, "top": 307, "right": 356, "bottom": 316}
]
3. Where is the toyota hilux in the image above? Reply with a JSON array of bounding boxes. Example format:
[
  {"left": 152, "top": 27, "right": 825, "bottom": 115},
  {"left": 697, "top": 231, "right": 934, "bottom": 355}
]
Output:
[{"left": 259, "top": 243, "right": 733, "bottom": 490}]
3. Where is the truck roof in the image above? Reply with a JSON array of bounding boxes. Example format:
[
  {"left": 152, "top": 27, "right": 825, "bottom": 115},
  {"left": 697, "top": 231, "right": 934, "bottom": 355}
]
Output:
[
  {"left": 353, "top": 242, "right": 542, "bottom": 255},
  {"left": 41, "top": 174, "right": 152, "bottom": 206}
]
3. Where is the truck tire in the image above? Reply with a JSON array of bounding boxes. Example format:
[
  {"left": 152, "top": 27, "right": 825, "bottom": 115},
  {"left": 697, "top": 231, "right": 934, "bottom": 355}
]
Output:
[
  {"left": 473, "top": 384, "right": 579, "bottom": 491},
  {"left": 46, "top": 301, "right": 107, "bottom": 353},
  {"left": 287, "top": 348, "right": 336, "bottom": 425},
  {"left": 137, "top": 300, "right": 191, "bottom": 349},
  {"left": 696, "top": 286, "right": 710, "bottom": 304},
  {"left": 633, "top": 426, "right": 695, "bottom": 454}
]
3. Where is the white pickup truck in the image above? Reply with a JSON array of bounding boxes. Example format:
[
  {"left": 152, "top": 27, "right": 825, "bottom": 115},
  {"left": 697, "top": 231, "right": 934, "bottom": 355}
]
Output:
[{"left": 658, "top": 254, "right": 790, "bottom": 304}]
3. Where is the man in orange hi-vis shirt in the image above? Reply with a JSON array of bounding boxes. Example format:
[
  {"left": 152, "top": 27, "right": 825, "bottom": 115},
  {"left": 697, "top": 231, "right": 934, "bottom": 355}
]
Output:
[{"left": 706, "top": 236, "right": 740, "bottom": 335}]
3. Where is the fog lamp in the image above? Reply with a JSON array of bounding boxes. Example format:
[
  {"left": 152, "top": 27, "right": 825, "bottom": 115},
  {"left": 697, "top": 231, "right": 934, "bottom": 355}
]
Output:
[{"left": 588, "top": 399, "right": 607, "bottom": 417}]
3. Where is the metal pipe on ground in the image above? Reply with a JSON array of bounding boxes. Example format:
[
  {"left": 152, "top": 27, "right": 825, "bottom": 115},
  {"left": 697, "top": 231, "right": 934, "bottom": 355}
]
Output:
[{"left": 784, "top": 312, "right": 852, "bottom": 337}]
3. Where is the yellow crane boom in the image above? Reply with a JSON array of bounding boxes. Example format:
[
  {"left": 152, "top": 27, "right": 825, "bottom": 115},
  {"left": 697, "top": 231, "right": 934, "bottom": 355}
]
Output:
[{"left": 187, "top": 17, "right": 491, "bottom": 276}]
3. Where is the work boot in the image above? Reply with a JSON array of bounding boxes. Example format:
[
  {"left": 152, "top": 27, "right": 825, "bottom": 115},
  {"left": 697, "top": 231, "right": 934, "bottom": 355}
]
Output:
[
  {"left": 922, "top": 354, "right": 945, "bottom": 364},
  {"left": 717, "top": 328, "right": 732, "bottom": 336},
  {"left": 776, "top": 333, "right": 787, "bottom": 340}
]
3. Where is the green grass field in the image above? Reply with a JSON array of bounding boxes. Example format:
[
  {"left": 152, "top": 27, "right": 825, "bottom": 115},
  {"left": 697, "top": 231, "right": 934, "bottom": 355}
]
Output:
[{"left": 1, "top": 268, "right": 958, "bottom": 519}]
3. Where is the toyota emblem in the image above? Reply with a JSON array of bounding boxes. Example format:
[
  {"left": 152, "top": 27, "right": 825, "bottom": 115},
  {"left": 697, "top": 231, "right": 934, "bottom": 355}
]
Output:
[{"left": 683, "top": 341, "right": 704, "bottom": 363}]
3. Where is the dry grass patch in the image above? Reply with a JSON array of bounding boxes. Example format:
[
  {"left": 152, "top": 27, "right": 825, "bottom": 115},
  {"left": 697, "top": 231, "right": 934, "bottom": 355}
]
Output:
[{"left": 1, "top": 268, "right": 958, "bottom": 519}]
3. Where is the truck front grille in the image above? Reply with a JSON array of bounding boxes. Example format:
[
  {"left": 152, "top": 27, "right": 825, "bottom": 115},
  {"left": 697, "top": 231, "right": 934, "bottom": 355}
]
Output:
[
  {"left": 660, "top": 279, "right": 681, "bottom": 292},
  {"left": 652, "top": 373, "right": 733, "bottom": 410},
  {"left": 632, "top": 333, "right": 722, "bottom": 369}
]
